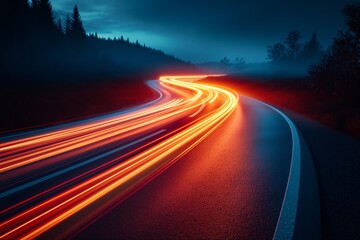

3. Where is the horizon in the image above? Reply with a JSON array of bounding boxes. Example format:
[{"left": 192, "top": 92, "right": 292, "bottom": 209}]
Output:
[
  {"left": 1, "top": 1, "right": 360, "bottom": 239},
  {"left": 50, "top": 0, "right": 349, "bottom": 63}
]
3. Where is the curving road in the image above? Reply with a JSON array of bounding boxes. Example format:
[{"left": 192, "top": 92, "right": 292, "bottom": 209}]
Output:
[{"left": 0, "top": 75, "right": 315, "bottom": 239}]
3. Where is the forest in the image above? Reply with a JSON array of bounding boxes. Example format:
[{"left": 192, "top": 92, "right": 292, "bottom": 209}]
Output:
[
  {"left": 267, "top": 1, "right": 360, "bottom": 103},
  {"left": 0, "top": 0, "right": 194, "bottom": 85}
]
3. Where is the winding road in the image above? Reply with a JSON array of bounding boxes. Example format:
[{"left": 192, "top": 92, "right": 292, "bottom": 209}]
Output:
[{"left": 0, "top": 75, "right": 318, "bottom": 239}]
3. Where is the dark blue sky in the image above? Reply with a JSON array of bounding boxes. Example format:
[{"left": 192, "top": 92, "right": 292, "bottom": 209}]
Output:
[{"left": 52, "top": 0, "right": 351, "bottom": 63}]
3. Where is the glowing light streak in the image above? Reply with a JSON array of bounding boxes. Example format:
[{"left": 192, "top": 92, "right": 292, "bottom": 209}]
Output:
[{"left": 0, "top": 75, "right": 238, "bottom": 239}]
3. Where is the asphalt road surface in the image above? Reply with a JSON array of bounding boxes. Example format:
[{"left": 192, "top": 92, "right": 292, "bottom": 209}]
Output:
[
  {"left": 74, "top": 96, "right": 293, "bottom": 240},
  {"left": 0, "top": 75, "right": 318, "bottom": 239}
]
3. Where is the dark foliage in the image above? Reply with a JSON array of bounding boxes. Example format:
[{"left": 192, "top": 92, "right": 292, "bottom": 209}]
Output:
[
  {"left": 309, "top": 2, "right": 360, "bottom": 101},
  {"left": 0, "top": 0, "right": 193, "bottom": 84},
  {"left": 285, "top": 31, "right": 303, "bottom": 58},
  {"left": 268, "top": 31, "right": 322, "bottom": 65},
  {"left": 308, "top": 1, "right": 360, "bottom": 135},
  {"left": 67, "top": 5, "right": 86, "bottom": 40}
]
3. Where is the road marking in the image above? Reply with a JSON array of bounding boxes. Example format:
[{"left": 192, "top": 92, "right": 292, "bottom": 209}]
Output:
[
  {"left": 0, "top": 129, "right": 166, "bottom": 199},
  {"left": 245, "top": 96, "right": 301, "bottom": 240}
]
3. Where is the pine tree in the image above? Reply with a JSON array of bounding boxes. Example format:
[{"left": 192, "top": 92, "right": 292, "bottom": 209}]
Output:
[
  {"left": 37, "top": 0, "right": 56, "bottom": 33},
  {"left": 70, "top": 5, "right": 86, "bottom": 40},
  {"left": 309, "top": 2, "right": 360, "bottom": 97},
  {"left": 31, "top": 0, "right": 40, "bottom": 23},
  {"left": 31, "top": 0, "right": 39, "bottom": 11},
  {"left": 285, "top": 31, "right": 303, "bottom": 58},
  {"left": 56, "top": 18, "right": 63, "bottom": 34},
  {"left": 65, "top": 14, "right": 72, "bottom": 36},
  {"left": 303, "top": 31, "right": 321, "bottom": 60}
]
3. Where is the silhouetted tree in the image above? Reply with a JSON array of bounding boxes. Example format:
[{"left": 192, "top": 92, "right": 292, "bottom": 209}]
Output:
[
  {"left": 303, "top": 31, "right": 321, "bottom": 61},
  {"left": 220, "top": 56, "right": 231, "bottom": 71},
  {"left": 38, "top": 0, "right": 54, "bottom": 22},
  {"left": 285, "top": 31, "right": 303, "bottom": 58},
  {"left": 65, "top": 14, "right": 72, "bottom": 36},
  {"left": 68, "top": 5, "right": 86, "bottom": 40},
  {"left": 35, "top": 0, "right": 56, "bottom": 36},
  {"left": 309, "top": 1, "right": 360, "bottom": 99},
  {"left": 234, "top": 57, "right": 246, "bottom": 69},
  {"left": 220, "top": 56, "right": 230, "bottom": 65},
  {"left": 1, "top": 0, "right": 194, "bottom": 83},
  {"left": 56, "top": 18, "right": 63, "bottom": 34},
  {"left": 31, "top": 0, "right": 40, "bottom": 15},
  {"left": 268, "top": 30, "right": 322, "bottom": 71},
  {"left": 267, "top": 42, "right": 286, "bottom": 62},
  {"left": 343, "top": 2, "right": 360, "bottom": 67}
]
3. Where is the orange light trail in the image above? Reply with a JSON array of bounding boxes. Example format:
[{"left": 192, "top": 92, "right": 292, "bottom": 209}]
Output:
[{"left": 0, "top": 75, "right": 238, "bottom": 239}]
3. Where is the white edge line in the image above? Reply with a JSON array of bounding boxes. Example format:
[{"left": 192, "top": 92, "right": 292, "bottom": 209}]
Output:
[{"left": 245, "top": 96, "right": 301, "bottom": 240}]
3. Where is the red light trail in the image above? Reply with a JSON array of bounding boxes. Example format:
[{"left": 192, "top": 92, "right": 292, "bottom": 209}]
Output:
[{"left": 0, "top": 75, "right": 238, "bottom": 239}]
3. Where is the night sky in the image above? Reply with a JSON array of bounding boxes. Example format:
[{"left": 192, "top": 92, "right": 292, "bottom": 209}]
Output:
[{"left": 52, "top": 0, "right": 351, "bottom": 63}]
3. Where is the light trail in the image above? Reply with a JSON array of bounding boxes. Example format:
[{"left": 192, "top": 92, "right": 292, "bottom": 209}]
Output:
[{"left": 0, "top": 75, "right": 238, "bottom": 239}]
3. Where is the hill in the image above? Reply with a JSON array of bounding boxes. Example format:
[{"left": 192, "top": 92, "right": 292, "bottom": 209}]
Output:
[{"left": 0, "top": 0, "right": 195, "bottom": 85}]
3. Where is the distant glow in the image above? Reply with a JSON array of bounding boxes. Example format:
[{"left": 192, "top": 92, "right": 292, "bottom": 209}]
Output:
[{"left": 0, "top": 75, "right": 238, "bottom": 239}]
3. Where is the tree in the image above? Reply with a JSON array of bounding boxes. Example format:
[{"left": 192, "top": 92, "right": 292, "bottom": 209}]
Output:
[
  {"left": 285, "top": 31, "right": 303, "bottom": 58},
  {"left": 65, "top": 14, "right": 72, "bottom": 36},
  {"left": 220, "top": 56, "right": 231, "bottom": 65},
  {"left": 69, "top": 5, "right": 86, "bottom": 40},
  {"left": 235, "top": 57, "right": 246, "bottom": 69},
  {"left": 309, "top": 1, "right": 360, "bottom": 98},
  {"left": 303, "top": 31, "right": 321, "bottom": 61},
  {"left": 36, "top": 0, "right": 56, "bottom": 34},
  {"left": 1, "top": 0, "right": 194, "bottom": 85},
  {"left": 343, "top": 2, "right": 360, "bottom": 66},
  {"left": 267, "top": 42, "right": 286, "bottom": 62},
  {"left": 31, "top": 0, "right": 40, "bottom": 13},
  {"left": 56, "top": 18, "right": 63, "bottom": 34},
  {"left": 343, "top": 2, "right": 360, "bottom": 39}
]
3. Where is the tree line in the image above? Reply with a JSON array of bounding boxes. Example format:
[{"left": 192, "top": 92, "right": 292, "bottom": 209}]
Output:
[
  {"left": 0, "top": 0, "right": 193, "bottom": 84},
  {"left": 309, "top": 1, "right": 360, "bottom": 101},
  {"left": 267, "top": 30, "right": 322, "bottom": 67},
  {"left": 267, "top": 1, "right": 359, "bottom": 109}
]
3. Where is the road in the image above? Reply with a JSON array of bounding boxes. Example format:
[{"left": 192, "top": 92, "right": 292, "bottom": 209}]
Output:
[{"left": 0, "top": 75, "right": 317, "bottom": 239}]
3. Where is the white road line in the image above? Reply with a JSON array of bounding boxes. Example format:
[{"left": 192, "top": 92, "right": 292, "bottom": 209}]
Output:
[
  {"left": 0, "top": 129, "right": 166, "bottom": 199},
  {"left": 244, "top": 96, "right": 301, "bottom": 240}
]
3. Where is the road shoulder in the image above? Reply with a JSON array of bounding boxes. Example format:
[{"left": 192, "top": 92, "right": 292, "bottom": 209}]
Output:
[{"left": 286, "top": 111, "right": 360, "bottom": 240}]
